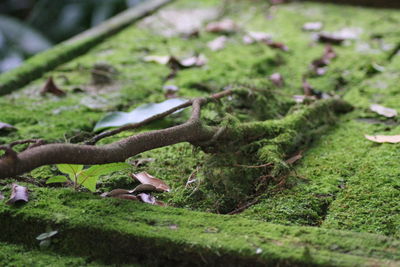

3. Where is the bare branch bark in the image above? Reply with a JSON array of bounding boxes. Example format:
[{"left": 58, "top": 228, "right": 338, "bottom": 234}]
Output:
[{"left": 0, "top": 91, "right": 233, "bottom": 179}]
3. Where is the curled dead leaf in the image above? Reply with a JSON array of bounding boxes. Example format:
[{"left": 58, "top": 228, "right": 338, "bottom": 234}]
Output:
[
  {"left": 40, "top": 77, "right": 66, "bottom": 97},
  {"left": 370, "top": 104, "right": 397, "bottom": 118},
  {"left": 365, "top": 134, "right": 400, "bottom": 143},
  {"left": 205, "top": 19, "right": 238, "bottom": 34},
  {"left": 131, "top": 172, "right": 170, "bottom": 192},
  {"left": 265, "top": 40, "right": 289, "bottom": 52},
  {"left": 6, "top": 183, "right": 28, "bottom": 205}
]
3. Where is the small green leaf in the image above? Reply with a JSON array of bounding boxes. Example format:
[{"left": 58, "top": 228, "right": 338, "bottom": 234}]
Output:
[
  {"left": 77, "top": 163, "right": 130, "bottom": 192},
  {"left": 46, "top": 176, "right": 68, "bottom": 184},
  {"left": 56, "top": 164, "right": 84, "bottom": 180},
  {"left": 82, "top": 162, "right": 130, "bottom": 177}
]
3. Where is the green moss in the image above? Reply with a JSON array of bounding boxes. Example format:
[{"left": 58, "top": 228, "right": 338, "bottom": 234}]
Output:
[
  {"left": 0, "top": 242, "right": 105, "bottom": 267},
  {"left": 0, "top": 187, "right": 399, "bottom": 266}
]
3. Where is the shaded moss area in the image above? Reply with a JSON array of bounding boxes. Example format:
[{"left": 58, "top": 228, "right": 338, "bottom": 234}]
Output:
[
  {"left": 0, "top": 242, "right": 105, "bottom": 267},
  {"left": 0, "top": 187, "right": 399, "bottom": 266}
]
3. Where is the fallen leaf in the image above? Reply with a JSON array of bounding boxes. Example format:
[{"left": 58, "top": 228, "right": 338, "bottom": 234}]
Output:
[
  {"left": 370, "top": 104, "right": 397, "bottom": 118},
  {"left": 131, "top": 184, "right": 158, "bottom": 193},
  {"left": 101, "top": 188, "right": 131, "bottom": 198},
  {"left": 310, "top": 45, "right": 336, "bottom": 75},
  {"left": 365, "top": 135, "right": 400, "bottom": 143},
  {"left": 205, "top": 19, "right": 238, "bottom": 34},
  {"left": 163, "top": 85, "right": 179, "bottom": 99},
  {"left": 137, "top": 193, "right": 156, "bottom": 204},
  {"left": 269, "top": 73, "right": 284, "bottom": 87},
  {"left": 40, "top": 77, "right": 66, "bottom": 96},
  {"left": 6, "top": 183, "right": 28, "bottom": 205},
  {"left": 36, "top": 230, "right": 58, "bottom": 241},
  {"left": 243, "top": 31, "right": 271, "bottom": 44},
  {"left": 207, "top": 36, "right": 228, "bottom": 51},
  {"left": 131, "top": 171, "right": 170, "bottom": 192},
  {"left": 132, "top": 158, "right": 155, "bottom": 167},
  {"left": 302, "top": 22, "right": 323, "bottom": 31},
  {"left": 94, "top": 98, "right": 188, "bottom": 131},
  {"left": 264, "top": 40, "right": 289, "bottom": 51},
  {"left": 0, "top": 122, "right": 17, "bottom": 132},
  {"left": 318, "top": 33, "right": 345, "bottom": 45},
  {"left": 180, "top": 54, "right": 207, "bottom": 67}
]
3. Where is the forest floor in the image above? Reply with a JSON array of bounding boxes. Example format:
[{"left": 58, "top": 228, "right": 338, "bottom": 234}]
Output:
[{"left": 0, "top": 0, "right": 399, "bottom": 266}]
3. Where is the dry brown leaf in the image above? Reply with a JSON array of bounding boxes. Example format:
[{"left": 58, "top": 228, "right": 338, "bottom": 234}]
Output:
[
  {"left": 207, "top": 36, "right": 228, "bottom": 51},
  {"left": 131, "top": 171, "right": 170, "bottom": 192},
  {"left": 6, "top": 184, "right": 28, "bottom": 205},
  {"left": 265, "top": 40, "right": 289, "bottom": 52},
  {"left": 205, "top": 19, "right": 238, "bottom": 34},
  {"left": 370, "top": 104, "right": 397, "bottom": 118},
  {"left": 180, "top": 54, "right": 207, "bottom": 67},
  {"left": 40, "top": 77, "right": 66, "bottom": 97},
  {"left": 131, "top": 184, "right": 158, "bottom": 193},
  {"left": 101, "top": 189, "right": 131, "bottom": 198},
  {"left": 365, "top": 135, "right": 400, "bottom": 143}
]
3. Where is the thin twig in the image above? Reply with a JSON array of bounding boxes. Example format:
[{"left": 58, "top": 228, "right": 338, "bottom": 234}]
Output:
[{"left": 233, "top": 162, "right": 273, "bottom": 168}]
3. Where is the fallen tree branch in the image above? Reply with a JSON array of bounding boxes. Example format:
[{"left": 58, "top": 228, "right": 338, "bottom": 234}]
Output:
[{"left": 0, "top": 91, "right": 232, "bottom": 179}]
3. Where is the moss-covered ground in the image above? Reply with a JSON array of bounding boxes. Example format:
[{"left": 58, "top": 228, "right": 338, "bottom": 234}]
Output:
[{"left": 1, "top": 0, "right": 400, "bottom": 265}]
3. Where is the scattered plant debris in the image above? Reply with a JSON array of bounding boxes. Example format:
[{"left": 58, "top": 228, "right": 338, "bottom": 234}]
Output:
[
  {"left": 243, "top": 31, "right": 271, "bottom": 44},
  {"left": 269, "top": 73, "right": 284, "bottom": 87},
  {"left": 302, "top": 22, "right": 323, "bottom": 31},
  {"left": 207, "top": 36, "right": 228, "bottom": 51},
  {"left": 365, "top": 135, "right": 400, "bottom": 143},
  {"left": 36, "top": 230, "right": 58, "bottom": 248},
  {"left": 40, "top": 77, "right": 66, "bottom": 97},
  {"left": 163, "top": 85, "right": 179, "bottom": 99},
  {"left": 131, "top": 171, "right": 170, "bottom": 192},
  {"left": 0, "top": 191, "right": 4, "bottom": 201},
  {"left": 370, "top": 104, "right": 397, "bottom": 118},
  {"left": 205, "top": 19, "right": 238, "bottom": 34},
  {"left": 285, "top": 152, "right": 303, "bottom": 165},
  {"left": 265, "top": 40, "right": 289, "bottom": 51},
  {"left": 6, "top": 183, "right": 29, "bottom": 205},
  {"left": 318, "top": 33, "right": 345, "bottom": 45},
  {"left": 310, "top": 45, "right": 336, "bottom": 75}
]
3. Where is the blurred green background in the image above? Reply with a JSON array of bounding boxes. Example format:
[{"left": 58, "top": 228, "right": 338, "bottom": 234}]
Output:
[{"left": 0, "top": 0, "right": 145, "bottom": 73}]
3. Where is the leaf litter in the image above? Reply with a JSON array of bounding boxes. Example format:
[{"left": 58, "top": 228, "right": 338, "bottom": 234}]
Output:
[
  {"left": 6, "top": 183, "right": 29, "bottom": 205},
  {"left": 370, "top": 104, "right": 397, "bottom": 118}
]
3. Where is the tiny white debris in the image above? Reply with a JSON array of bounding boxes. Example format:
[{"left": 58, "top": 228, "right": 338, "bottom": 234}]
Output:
[
  {"left": 302, "top": 22, "right": 323, "bottom": 31},
  {"left": 256, "top": 248, "right": 263, "bottom": 254},
  {"left": 207, "top": 36, "right": 228, "bottom": 51}
]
